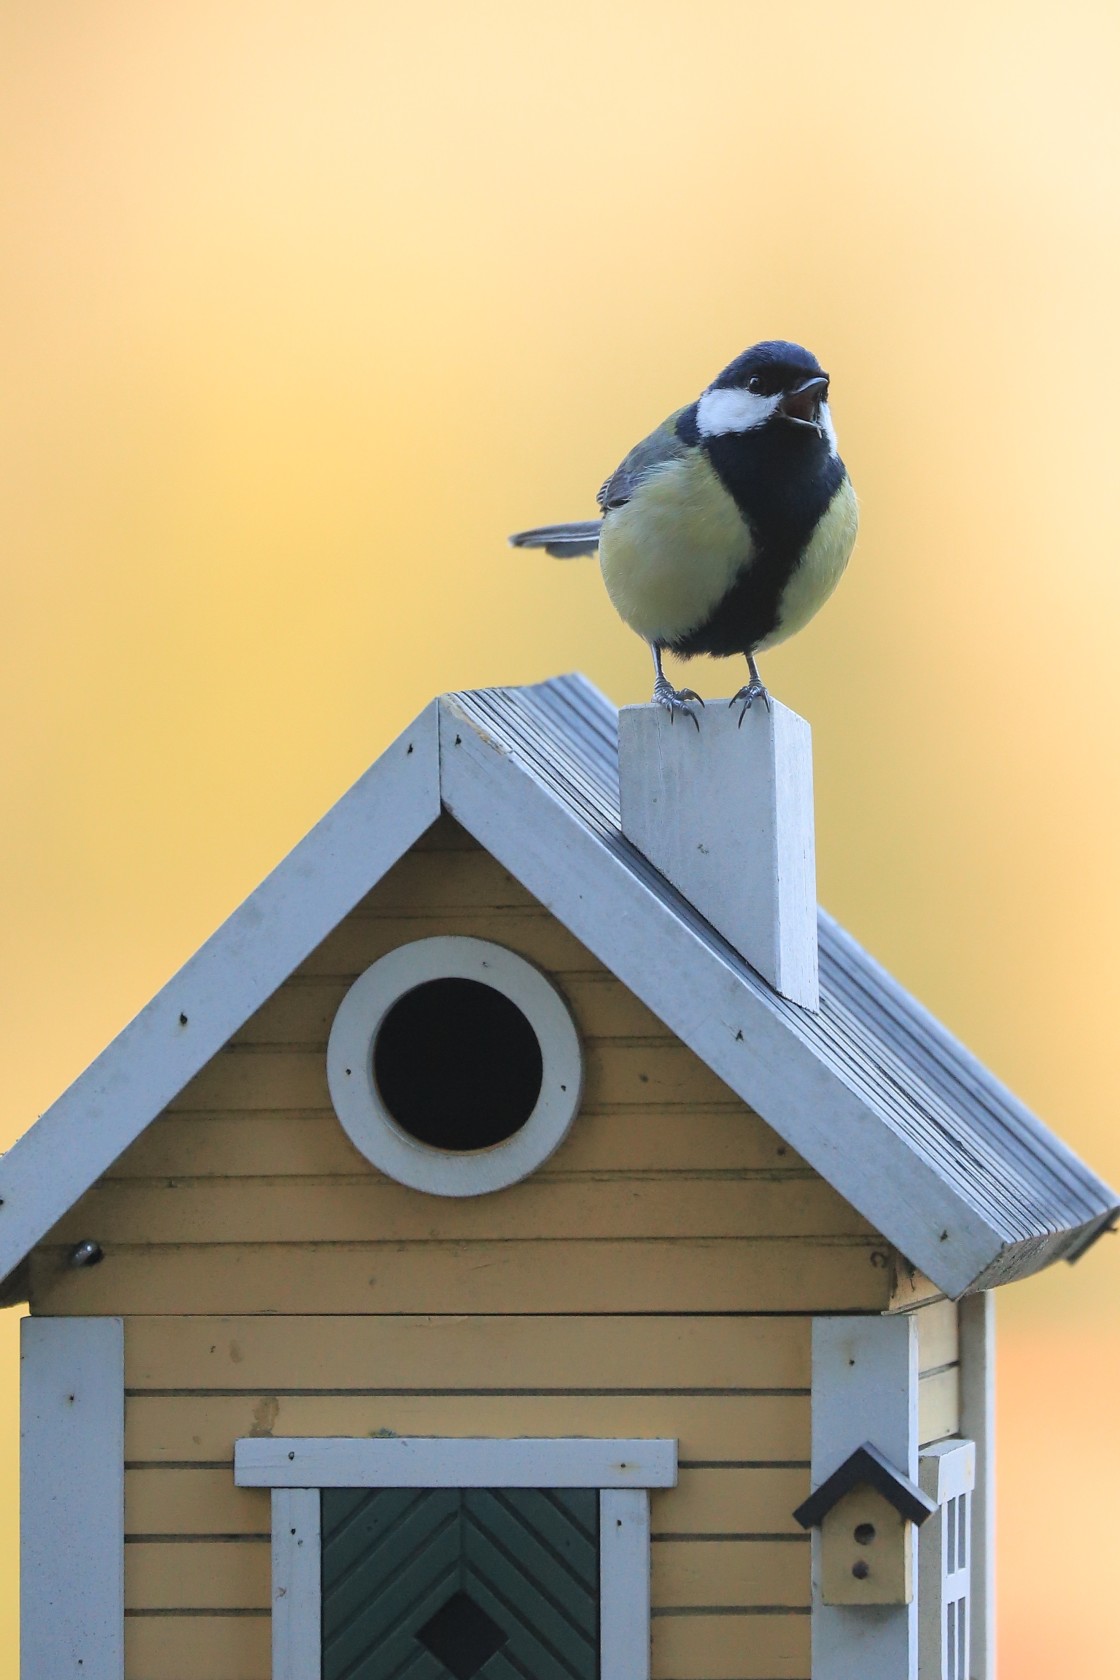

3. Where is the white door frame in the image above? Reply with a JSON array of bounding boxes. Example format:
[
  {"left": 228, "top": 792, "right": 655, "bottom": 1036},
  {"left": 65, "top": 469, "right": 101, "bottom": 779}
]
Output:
[{"left": 235, "top": 1435, "right": 677, "bottom": 1680}]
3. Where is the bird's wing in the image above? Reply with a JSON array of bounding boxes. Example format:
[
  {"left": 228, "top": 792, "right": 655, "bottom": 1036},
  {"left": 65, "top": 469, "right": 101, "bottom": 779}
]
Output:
[{"left": 596, "top": 405, "right": 695, "bottom": 513}]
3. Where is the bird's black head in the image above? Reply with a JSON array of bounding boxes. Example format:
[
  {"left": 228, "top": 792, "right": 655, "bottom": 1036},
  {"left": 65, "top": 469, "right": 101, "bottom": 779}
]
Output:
[{"left": 698, "top": 340, "right": 833, "bottom": 441}]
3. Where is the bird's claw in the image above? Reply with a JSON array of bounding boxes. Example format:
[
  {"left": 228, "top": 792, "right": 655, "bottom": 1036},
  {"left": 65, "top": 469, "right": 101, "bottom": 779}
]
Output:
[
  {"left": 729, "top": 681, "right": 771, "bottom": 724},
  {"left": 653, "top": 678, "right": 704, "bottom": 731}
]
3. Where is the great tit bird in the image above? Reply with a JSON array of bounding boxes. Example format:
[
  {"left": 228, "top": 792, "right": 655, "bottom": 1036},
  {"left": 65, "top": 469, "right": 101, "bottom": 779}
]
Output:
[{"left": 510, "top": 340, "right": 857, "bottom": 721}]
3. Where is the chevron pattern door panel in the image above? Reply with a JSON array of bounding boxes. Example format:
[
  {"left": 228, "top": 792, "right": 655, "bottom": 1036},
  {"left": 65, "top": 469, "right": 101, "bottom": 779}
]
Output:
[{"left": 321, "top": 1486, "right": 599, "bottom": 1680}]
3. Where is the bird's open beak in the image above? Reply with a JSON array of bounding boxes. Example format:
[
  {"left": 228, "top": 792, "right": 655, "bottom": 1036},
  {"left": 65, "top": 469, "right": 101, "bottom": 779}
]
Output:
[{"left": 779, "top": 375, "right": 829, "bottom": 426}]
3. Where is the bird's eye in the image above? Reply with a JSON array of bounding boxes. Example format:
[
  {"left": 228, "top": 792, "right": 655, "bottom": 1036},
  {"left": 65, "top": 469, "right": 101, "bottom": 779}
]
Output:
[{"left": 747, "top": 376, "right": 763, "bottom": 394}]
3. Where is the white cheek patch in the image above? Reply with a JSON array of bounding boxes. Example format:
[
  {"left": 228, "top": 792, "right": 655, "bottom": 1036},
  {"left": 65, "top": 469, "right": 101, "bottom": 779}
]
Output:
[
  {"left": 696, "top": 385, "right": 780, "bottom": 437},
  {"left": 818, "top": 400, "right": 839, "bottom": 458}
]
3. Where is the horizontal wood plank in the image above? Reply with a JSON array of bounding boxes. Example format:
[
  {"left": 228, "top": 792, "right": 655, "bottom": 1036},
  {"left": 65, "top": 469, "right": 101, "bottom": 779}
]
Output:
[
  {"left": 122, "top": 1535, "right": 807, "bottom": 1614},
  {"left": 123, "top": 1464, "right": 812, "bottom": 1539},
  {"left": 123, "top": 1599, "right": 811, "bottom": 1677},
  {"left": 125, "top": 1614, "right": 267, "bottom": 1680},
  {"left": 918, "top": 1364, "right": 961, "bottom": 1444},
  {"left": 124, "top": 1314, "right": 811, "bottom": 1392},
  {"left": 126, "top": 1540, "right": 269, "bottom": 1611},
  {"left": 31, "top": 1238, "right": 893, "bottom": 1316},
  {"left": 654, "top": 1538, "right": 809, "bottom": 1608},
  {"left": 110, "top": 1107, "right": 803, "bottom": 1179},
  {"left": 57, "top": 1175, "right": 874, "bottom": 1246},
  {"left": 295, "top": 906, "right": 597, "bottom": 980},
  {"left": 125, "top": 1393, "right": 810, "bottom": 1465},
  {"left": 125, "top": 1468, "right": 269, "bottom": 1536},
  {"left": 355, "top": 845, "right": 539, "bottom": 912},
  {"left": 232, "top": 972, "right": 670, "bottom": 1047},
  {"left": 887, "top": 1267, "right": 946, "bottom": 1313},
  {"left": 167, "top": 1041, "right": 740, "bottom": 1113},
  {"left": 915, "top": 1298, "right": 959, "bottom": 1373},
  {"left": 655, "top": 1467, "right": 810, "bottom": 1536},
  {"left": 651, "top": 1611, "right": 809, "bottom": 1679}
]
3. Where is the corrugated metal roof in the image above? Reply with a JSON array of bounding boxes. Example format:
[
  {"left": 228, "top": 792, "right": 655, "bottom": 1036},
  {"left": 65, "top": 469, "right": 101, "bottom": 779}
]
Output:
[{"left": 448, "top": 674, "right": 1118, "bottom": 1280}]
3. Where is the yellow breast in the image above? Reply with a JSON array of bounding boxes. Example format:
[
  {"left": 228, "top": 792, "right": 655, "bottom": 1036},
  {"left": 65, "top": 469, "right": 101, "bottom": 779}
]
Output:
[
  {"left": 757, "top": 473, "right": 859, "bottom": 652},
  {"left": 598, "top": 453, "right": 751, "bottom": 644}
]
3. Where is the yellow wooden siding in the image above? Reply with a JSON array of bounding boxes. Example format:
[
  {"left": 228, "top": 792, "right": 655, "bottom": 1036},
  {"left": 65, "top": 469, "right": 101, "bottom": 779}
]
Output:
[
  {"left": 31, "top": 1237, "right": 890, "bottom": 1316},
  {"left": 35, "top": 819, "right": 907, "bottom": 1679},
  {"left": 919, "top": 1365, "right": 961, "bottom": 1444},
  {"left": 123, "top": 1614, "right": 810, "bottom": 1680},
  {"left": 107, "top": 1105, "right": 805, "bottom": 1176},
  {"left": 120, "top": 1311, "right": 814, "bottom": 1675},
  {"left": 915, "top": 1297, "right": 961, "bottom": 1444},
  {"left": 53, "top": 1176, "right": 876, "bottom": 1245},
  {"left": 124, "top": 1464, "right": 810, "bottom": 1538},
  {"left": 36, "top": 823, "right": 891, "bottom": 1326}
]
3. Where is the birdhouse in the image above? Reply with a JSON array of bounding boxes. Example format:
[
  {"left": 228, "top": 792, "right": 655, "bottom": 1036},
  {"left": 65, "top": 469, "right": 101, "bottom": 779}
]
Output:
[
  {"left": 793, "top": 1442, "right": 937, "bottom": 1606},
  {"left": 2, "top": 675, "right": 1115, "bottom": 1680}
]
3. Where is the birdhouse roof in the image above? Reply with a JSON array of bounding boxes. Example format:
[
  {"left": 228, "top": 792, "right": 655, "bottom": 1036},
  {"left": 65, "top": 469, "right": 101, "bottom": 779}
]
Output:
[
  {"left": 0, "top": 675, "right": 1115, "bottom": 1299},
  {"left": 792, "top": 1442, "right": 938, "bottom": 1529}
]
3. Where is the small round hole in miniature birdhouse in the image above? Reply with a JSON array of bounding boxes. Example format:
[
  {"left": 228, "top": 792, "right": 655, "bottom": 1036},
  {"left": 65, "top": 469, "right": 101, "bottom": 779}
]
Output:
[
  {"left": 373, "top": 977, "right": 543, "bottom": 1150},
  {"left": 854, "top": 1523, "right": 876, "bottom": 1545}
]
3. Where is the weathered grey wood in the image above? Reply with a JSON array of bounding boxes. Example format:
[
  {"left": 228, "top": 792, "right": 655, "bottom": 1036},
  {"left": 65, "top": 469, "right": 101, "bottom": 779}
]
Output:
[
  {"left": 438, "top": 696, "right": 1001, "bottom": 1297},
  {"left": 810, "top": 1316, "right": 919, "bottom": 1680},
  {"left": 0, "top": 705, "right": 440, "bottom": 1281},
  {"left": 959, "top": 1291, "right": 995, "bottom": 1680},
  {"left": 617, "top": 699, "right": 819, "bottom": 1008},
  {"left": 236, "top": 1435, "right": 678, "bottom": 1489},
  {"left": 601, "top": 1489, "right": 651, "bottom": 1680},
  {"left": 271, "top": 1487, "right": 320, "bottom": 1680},
  {"left": 20, "top": 1317, "right": 124, "bottom": 1679}
]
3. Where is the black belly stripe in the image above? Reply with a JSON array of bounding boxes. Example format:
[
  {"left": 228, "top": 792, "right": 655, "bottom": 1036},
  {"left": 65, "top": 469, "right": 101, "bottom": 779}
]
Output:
[{"left": 669, "top": 426, "right": 846, "bottom": 659}]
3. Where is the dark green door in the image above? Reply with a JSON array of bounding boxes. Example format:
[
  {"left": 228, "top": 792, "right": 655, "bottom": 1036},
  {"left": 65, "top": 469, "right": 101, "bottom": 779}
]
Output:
[{"left": 321, "top": 1487, "right": 600, "bottom": 1680}]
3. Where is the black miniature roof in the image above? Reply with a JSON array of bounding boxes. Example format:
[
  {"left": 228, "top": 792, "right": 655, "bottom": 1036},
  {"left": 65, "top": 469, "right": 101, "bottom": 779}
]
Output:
[{"left": 792, "top": 1443, "right": 938, "bottom": 1529}]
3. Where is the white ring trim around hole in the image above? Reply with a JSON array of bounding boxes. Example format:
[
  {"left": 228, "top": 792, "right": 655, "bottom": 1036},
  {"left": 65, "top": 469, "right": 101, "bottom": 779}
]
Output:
[{"left": 326, "top": 936, "right": 584, "bottom": 1197}]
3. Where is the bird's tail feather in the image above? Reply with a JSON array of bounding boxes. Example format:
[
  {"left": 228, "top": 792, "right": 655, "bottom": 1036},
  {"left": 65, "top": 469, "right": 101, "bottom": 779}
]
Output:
[{"left": 508, "top": 520, "right": 602, "bottom": 559}]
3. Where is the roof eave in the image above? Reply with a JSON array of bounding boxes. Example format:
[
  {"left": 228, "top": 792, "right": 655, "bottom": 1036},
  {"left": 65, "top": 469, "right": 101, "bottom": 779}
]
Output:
[
  {"left": 0, "top": 703, "right": 441, "bottom": 1282},
  {"left": 964, "top": 1208, "right": 1120, "bottom": 1293}
]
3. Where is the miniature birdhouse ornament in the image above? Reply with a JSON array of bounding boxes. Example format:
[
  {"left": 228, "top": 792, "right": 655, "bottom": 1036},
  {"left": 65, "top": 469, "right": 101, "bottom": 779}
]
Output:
[
  {"left": 793, "top": 1442, "right": 937, "bottom": 1606},
  {"left": 1, "top": 675, "right": 1115, "bottom": 1680}
]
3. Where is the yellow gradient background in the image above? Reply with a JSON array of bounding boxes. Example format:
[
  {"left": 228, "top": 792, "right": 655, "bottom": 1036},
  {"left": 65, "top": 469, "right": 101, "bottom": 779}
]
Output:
[{"left": 1, "top": 3, "right": 1117, "bottom": 1673}]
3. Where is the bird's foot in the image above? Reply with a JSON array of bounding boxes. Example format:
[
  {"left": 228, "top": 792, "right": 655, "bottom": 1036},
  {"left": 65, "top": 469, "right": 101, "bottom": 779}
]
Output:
[
  {"left": 729, "top": 679, "right": 772, "bottom": 724},
  {"left": 653, "top": 675, "right": 704, "bottom": 730}
]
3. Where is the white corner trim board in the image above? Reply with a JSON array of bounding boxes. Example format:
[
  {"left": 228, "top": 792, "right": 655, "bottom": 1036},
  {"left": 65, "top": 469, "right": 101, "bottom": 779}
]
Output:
[
  {"left": 258, "top": 1436, "right": 675, "bottom": 1680},
  {"left": 809, "top": 1316, "right": 919, "bottom": 1680},
  {"left": 326, "top": 936, "right": 583, "bottom": 1196},
  {"left": 959, "top": 1291, "right": 995, "bottom": 1680},
  {"left": 236, "top": 1435, "right": 678, "bottom": 1489},
  {"left": 21, "top": 1316, "right": 124, "bottom": 1680}
]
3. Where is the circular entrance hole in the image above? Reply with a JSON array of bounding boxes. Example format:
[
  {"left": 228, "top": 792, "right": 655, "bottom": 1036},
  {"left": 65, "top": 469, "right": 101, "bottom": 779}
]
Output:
[{"left": 373, "top": 976, "right": 544, "bottom": 1151}]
